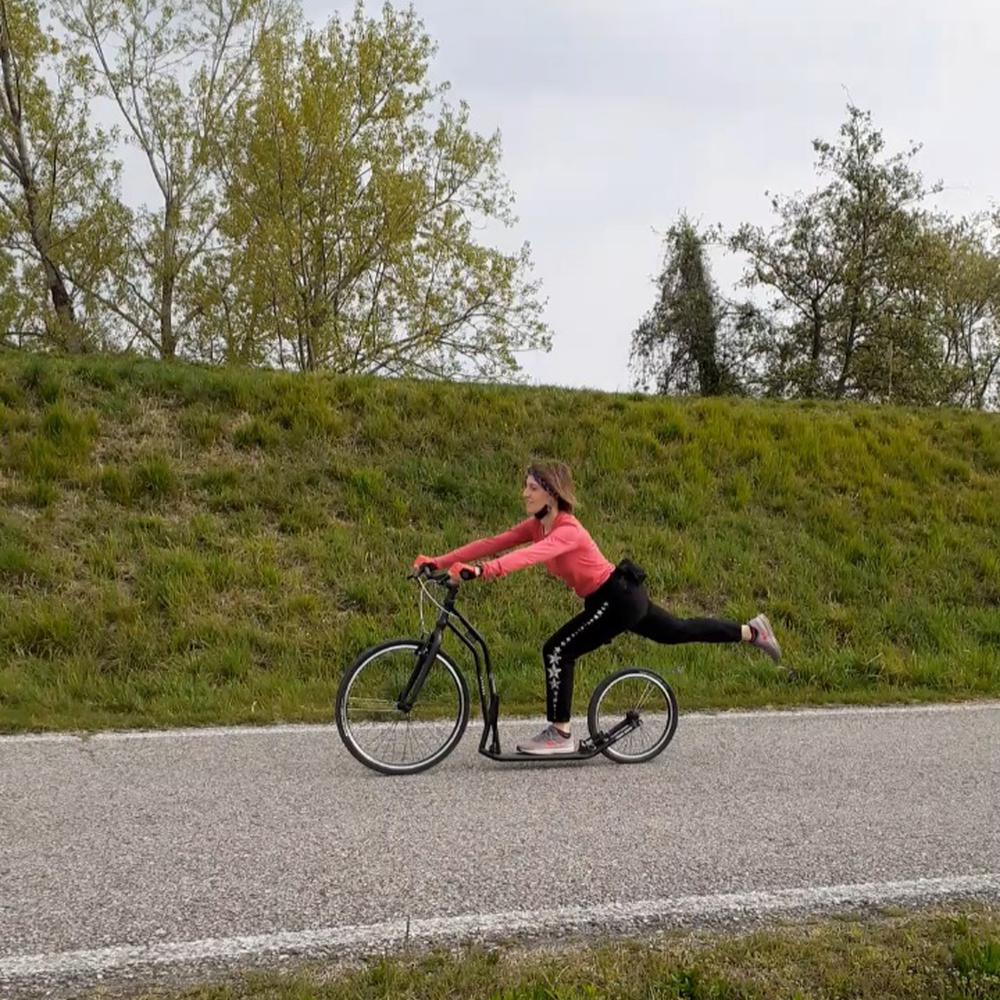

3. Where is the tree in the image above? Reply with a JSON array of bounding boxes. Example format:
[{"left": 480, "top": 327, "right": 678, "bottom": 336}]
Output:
[
  {"left": 731, "top": 105, "right": 946, "bottom": 404},
  {"left": 922, "top": 214, "right": 1000, "bottom": 409},
  {"left": 56, "top": 0, "right": 294, "bottom": 360},
  {"left": 729, "top": 191, "right": 844, "bottom": 398},
  {"left": 0, "top": 0, "right": 120, "bottom": 352},
  {"left": 194, "top": 2, "right": 549, "bottom": 378},
  {"left": 630, "top": 214, "right": 735, "bottom": 395}
]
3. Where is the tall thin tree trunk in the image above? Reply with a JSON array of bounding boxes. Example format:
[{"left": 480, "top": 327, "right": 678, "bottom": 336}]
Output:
[
  {"left": 160, "top": 272, "right": 176, "bottom": 358},
  {"left": 26, "top": 192, "right": 83, "bottom": 349},
  {"left": 159, "top": 198, "right": 179, "bottom": 358},
  {"left": 25, "top": 189, "right": 83, "bottom": 352},
  {"left": 800, "top": 300, "right": 824, "bottom": 398}
]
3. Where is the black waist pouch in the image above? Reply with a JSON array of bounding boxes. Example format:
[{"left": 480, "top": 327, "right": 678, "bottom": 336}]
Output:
[{"left": 615, "top": 558, "right": 647, "bottom": 585}]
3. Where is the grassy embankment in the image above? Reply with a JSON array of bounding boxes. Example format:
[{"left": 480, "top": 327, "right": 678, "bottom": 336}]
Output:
[{"left": 1, "top": 352, "right": 998, "bottom": 732}]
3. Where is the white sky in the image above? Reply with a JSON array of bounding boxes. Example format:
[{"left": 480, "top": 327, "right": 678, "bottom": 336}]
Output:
[{"left": 295, "top": 0, "right": 1000, "bottom": 391}]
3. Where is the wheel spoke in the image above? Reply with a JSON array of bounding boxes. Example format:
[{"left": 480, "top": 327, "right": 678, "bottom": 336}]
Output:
[
  {"left": 636, "top": 681, "right": 657, "bottom": 710},
  {"left": 348, "top": 699, "right": 399, "bottom": 714}
]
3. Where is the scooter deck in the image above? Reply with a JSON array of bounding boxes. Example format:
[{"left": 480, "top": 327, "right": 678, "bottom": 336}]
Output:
[{"left": 480, "top": 748, "right": 602, "bottom": 762}]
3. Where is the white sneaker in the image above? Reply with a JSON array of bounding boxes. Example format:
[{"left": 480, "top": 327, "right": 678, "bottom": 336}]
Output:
[
  {"left": 749, "top": 613, "right": 782, "bottom": 663},
  {"left": 516, "top": 724, "right": 577, "bottom": 755}
]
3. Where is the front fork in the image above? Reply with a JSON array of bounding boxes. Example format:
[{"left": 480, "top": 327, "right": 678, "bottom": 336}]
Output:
[{"left": 396, "top": 628, "right": 445, "bottom": 712}]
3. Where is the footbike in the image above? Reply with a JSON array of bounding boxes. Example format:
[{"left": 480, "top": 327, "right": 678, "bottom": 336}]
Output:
[{"left": 335, "top": 566, "right": 679, "bottom": 775}]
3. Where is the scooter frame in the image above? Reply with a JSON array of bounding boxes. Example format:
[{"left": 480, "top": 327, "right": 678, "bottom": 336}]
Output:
[{"left": 408, "top": 568, "right": 645, "bottom": 763}]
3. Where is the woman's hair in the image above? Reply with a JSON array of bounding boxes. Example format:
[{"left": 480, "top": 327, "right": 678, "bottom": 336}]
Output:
[{"left": 526, "top": 460, "right": 577, "bottom": 513}]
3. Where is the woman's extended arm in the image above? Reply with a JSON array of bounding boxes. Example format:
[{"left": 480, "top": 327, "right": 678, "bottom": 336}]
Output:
[
  {"left": 479, "top": 521, "right": 580, "bottom": 580},
  {"left": 432, "top": 519, "right": 535, "bottom": 567}
]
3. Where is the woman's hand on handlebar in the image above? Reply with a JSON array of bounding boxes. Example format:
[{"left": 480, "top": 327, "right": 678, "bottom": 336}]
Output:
[
  {"left": 448, "top": 562, "right": 482, "bottom": 584},
  {"left": 409, "top": 554, "right": 480, "bottom": 584}
]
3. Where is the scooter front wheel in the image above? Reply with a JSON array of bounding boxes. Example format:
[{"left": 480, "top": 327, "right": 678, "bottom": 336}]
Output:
[
  {"left": 587, "top": 668, "right": 678, "bottom": 764},
  {"left": 336, "top": 639, "right": 470, "bottom": 775}
]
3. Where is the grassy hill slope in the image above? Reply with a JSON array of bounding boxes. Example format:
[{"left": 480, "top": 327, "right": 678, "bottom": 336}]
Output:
[{"left": 1, "top": 353, "right": 998, "bottom": 732}]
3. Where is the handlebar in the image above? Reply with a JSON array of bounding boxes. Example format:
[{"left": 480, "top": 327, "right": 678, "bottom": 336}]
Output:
[{"left": 408, "top": 564, "right": 478, "bottom": 584}]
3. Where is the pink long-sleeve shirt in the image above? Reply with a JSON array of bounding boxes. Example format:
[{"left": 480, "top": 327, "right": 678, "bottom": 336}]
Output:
[{"left": 435, "top": 512, "right": 616, "bottom": 598}]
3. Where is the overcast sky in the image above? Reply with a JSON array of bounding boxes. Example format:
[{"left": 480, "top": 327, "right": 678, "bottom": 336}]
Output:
[{"left": 297, "top": 0, "right": 1000, "bottom": 392}]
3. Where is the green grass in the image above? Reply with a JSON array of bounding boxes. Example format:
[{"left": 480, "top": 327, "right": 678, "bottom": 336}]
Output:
[
  {"left": 81, "top": 907, "right": 1000, "bottom": 1000},
  {"left": 1, "top": 351, "right": 999, "bottom": 733}
]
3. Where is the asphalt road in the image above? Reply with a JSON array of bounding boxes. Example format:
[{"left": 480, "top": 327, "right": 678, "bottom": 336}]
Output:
[{"left": 2, "top": 702, "right": 998, "bottom": 997}]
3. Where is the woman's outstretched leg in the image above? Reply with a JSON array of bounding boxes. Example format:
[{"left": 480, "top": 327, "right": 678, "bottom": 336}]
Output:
[
  {"left": 630, "top": 601, "right": 741, "bottom": 644},
  {"left": 631, "top": 602, "right": 782, "bottom": 661}
]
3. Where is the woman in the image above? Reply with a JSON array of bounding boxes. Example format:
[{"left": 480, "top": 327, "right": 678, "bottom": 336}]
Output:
[{"left": 412, "top": 461, "right": 781, "bottom": 756}]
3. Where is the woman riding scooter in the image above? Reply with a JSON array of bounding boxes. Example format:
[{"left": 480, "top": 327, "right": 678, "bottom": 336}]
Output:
[{"left": 413, "top": 461, "right": 781, "bottom": 755}]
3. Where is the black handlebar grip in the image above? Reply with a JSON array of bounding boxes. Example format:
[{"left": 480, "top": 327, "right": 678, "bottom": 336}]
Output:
[{"left": 459, "top": 567, "right": 478, "bottom": 581}]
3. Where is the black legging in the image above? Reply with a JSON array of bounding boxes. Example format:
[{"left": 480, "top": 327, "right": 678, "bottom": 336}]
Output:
[{"left": 541, "top": 563, "right": 741, "bottom": 723}]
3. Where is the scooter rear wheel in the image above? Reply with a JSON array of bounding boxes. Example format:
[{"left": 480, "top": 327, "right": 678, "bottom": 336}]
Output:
[{"left": 587, "top": 668, "right": 677, "bottom": 763}]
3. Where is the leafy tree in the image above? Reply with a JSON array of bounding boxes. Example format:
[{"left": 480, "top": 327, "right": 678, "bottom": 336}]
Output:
[
  {"left": 56, "top": 0, "right": 294, "bottom": 360},
  {"left": 0, "top": 0, "right": 121, "bottom": 352},
  {"left": 921, "top": 214, "right": 1000, "bottom": 409},
  {"left": 630, "top": 214, "right": 736, "bottom": 395},
  {"left": 731, "top": 105, "right": 945, "bottom": 404},
  {"left": 194, "top": 2, "right": 549, "bottom": 378},
  {"left": 729, "top": 190, "right": 843, "bottom": 398}
]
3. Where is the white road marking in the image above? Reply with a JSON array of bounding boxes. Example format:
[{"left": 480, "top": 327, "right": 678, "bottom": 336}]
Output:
[
  {"left": 2, "top": 874, "right": 998, "bottom": 980},
  {"left": 2, "top": 700, "right": 999, "bottom": 744}
]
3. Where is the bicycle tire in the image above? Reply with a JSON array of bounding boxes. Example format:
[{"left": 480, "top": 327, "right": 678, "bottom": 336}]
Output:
[
  {"left": 587, "top": 668, "right": 678, "bottom": 764},
  {"left": 336, "top": 639, "right": 470, "bottom": 775}
]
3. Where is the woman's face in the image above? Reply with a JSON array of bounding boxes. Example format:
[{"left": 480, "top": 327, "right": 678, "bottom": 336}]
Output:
[{"left": 522, "top": 474, "right": 554, "bottom": 516}]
